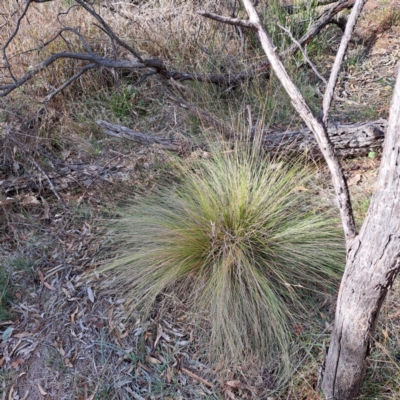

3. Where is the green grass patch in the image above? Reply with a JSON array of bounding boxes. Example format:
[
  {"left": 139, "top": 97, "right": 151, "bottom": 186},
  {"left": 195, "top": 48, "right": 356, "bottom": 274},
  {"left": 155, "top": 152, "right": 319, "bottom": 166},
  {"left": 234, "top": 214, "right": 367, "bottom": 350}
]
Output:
[
  {"left": 0, "top": 264, "right": 13, "bottom": 321},
  {"left": 101, "top": 138, "right": 345, "bottom": 379}
]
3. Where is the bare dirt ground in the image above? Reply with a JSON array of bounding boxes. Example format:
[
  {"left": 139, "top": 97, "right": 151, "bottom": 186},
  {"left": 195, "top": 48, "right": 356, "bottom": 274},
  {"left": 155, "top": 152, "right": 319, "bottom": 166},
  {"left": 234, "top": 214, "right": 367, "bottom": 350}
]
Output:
[{"left": 1, "top": 1, "right": 400, "bottom": 399}]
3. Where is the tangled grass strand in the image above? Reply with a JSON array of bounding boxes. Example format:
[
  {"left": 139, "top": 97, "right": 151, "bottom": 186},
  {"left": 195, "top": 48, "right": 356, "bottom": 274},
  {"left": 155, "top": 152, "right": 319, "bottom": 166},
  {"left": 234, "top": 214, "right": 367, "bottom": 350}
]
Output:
[{"left": 101, "top": 142, "right": 345, "bottom": 376}]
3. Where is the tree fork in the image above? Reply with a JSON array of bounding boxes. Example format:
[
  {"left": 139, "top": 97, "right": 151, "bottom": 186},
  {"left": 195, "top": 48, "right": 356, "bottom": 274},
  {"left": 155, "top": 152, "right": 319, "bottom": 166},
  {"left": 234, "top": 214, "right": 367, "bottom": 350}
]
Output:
[
  {"left": 204, "top": 0, "right": 400, "bottom": 398},
  {"left": 321, "top": 63, "right": 400, "bottom": 400}
]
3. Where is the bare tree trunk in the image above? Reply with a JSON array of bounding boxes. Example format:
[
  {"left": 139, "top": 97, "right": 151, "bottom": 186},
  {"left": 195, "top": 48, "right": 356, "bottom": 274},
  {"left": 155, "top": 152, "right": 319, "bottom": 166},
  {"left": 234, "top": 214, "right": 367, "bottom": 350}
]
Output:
[
  {"left": 202, "top": 1, "right": 400, "bottom": 398},
  {"left": 321, "top": 65, "right": 400, "bottom": 400}
]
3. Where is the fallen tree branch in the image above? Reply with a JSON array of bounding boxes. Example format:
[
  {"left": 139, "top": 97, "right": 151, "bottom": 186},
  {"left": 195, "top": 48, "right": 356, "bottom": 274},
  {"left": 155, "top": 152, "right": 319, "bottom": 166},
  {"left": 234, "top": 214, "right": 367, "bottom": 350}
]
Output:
[
  {"left": 96, "top": 120, "right": 193, "bottom": 154},
  {"left": 0, "top": 0, "right": 356, "bottom": 102},
  {"left": 261, "top": 119, "right": 386, "bottom": 157},
  {"left": 0, "top": 161, "right": 127, "bottom": 195},
  {"left": 96, "top": 118, "right": 387, "bottom": 158}
]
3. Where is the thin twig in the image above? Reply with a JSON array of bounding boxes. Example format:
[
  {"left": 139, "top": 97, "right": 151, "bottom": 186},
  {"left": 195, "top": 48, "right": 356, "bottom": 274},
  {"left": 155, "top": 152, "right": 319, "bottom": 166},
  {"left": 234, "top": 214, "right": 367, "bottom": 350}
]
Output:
[
  {"left": 181, "top": 367, "right": 213, "bottom": 388},
  {"left": 42, "top": 63, "right": 97, "bottom": 103},
  {"left": 322, "top": 0, "right": 367, "bottom": 124},
  {"left": 74, "top": 0, "right": 144, "bottom": 62},
  {"left": 198, "top": 11, "right": 256, "bottom": 29},
  {"left": 2, "top": 0, "right": 32, "bottom": 83},
  {"left": 277, "top": 23, "right": 327, "bottom": 85},
  {"left": 28, "top": 157, "right": 68, "bottom": 210}
]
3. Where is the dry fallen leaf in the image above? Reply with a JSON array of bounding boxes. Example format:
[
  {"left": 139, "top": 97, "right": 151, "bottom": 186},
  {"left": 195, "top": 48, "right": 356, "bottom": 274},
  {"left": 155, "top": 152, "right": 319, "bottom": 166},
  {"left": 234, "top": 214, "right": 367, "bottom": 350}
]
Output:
[
  {"left": 64, "top": 358, "right": 73, "bottom": 368},
  {"left": 146, "top": 356, "right": 162, "bottom": 365},
  {"left": 11, "top": 358, "right": 24, "bottom": 369},
  {"left": 38, "top": 269, "right": 45, "bottom": 284},
  {"left": 37, "top": 383, "right": 47, "bottom": 396},
  {"left": 348, "top": 173, "right": 362, "bottom": 186},
  {"left": 70, "top": 306, "right": 79, "bottom": 324},
  {"left": 87, "top": 287, "right": 95, "bottom": 302},
  {"left": 21, "top": 195, "right": 40, "bottom": 207},
  {"left": 40, "top": 196, "right": 50, "bottom": 220},
  {"left": 154, "top": 324, "right": 163, "bottom": 349},
  {"left": 43, "top": 281, "right": 56, "bottom": 291},
  {"left": 37, "top": 269, "right": 55, "bottom": 290},
  {"left": 8, "top": 385, "right": 14, "bottom": 400}
]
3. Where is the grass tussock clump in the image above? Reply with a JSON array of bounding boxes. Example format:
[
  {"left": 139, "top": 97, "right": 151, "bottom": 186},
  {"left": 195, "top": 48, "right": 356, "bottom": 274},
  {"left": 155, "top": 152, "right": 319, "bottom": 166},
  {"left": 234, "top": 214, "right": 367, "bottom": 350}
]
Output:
[{"left": 102, "top": 142, "right": 345, "bottom": 373}]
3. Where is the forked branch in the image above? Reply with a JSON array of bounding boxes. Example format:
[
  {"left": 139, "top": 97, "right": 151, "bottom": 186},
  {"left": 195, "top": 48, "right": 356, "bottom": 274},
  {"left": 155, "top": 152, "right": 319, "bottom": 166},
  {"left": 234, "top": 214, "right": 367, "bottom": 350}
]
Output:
[{"left": 1, "top": 0, "right": 357, "bottom": 103}]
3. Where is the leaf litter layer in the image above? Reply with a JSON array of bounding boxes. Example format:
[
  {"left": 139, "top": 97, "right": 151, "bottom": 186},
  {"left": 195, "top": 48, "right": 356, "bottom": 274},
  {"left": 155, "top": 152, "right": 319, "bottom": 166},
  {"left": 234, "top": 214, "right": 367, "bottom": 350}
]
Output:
[{"left": 101, "top": 140, "right": 346, "bottom": 378}]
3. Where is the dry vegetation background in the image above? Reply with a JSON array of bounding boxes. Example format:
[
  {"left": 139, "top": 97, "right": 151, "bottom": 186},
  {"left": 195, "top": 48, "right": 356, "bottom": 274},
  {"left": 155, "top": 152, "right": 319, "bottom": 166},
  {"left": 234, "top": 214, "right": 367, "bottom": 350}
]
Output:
[{"left": 1, "top": 0, "right": 400, "bottom": 399}]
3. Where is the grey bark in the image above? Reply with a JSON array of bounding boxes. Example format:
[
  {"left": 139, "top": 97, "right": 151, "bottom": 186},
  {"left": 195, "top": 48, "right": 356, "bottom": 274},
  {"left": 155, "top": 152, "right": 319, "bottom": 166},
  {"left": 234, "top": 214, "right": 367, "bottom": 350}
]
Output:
[
  {"left": 97, "top": 119, "right": 387, "bottom": 158},
  {"left": 321, "top": 63, "right": 400, "bottom": 400},
  {"left": 216, "top": 1, "right": 399, "bottom": 398},
  {"left": 240, "top": 0, "right": 357, "bottom": 243},
  {"left": 262, "top": 119, "right": 386, "bottom": 157},
  {"left": 0, "top": 162, "right": 127, "bottom": 194}
]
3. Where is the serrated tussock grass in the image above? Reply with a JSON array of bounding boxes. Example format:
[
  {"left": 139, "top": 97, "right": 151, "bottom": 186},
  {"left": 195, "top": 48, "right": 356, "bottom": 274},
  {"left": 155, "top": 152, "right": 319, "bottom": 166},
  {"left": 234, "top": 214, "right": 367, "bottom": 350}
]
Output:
[{"left": 101, "top": 141, "right": 345, "bottom": 375}]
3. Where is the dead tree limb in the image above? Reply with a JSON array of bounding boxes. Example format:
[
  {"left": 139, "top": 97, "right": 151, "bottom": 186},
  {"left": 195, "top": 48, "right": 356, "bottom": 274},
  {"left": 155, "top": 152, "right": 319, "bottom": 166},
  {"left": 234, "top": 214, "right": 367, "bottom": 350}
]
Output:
[
  {"left": 96, "top": 120, "right": 186, "bottom": 151},
  {"left": 262, "top": 119, "right": 386, "bottom": 157},
  {"left": 0, "top": 0, "right": 356, "bottom": 103},
  {"left": 96, "top": 119, "right": 387, "bottom": 159}
]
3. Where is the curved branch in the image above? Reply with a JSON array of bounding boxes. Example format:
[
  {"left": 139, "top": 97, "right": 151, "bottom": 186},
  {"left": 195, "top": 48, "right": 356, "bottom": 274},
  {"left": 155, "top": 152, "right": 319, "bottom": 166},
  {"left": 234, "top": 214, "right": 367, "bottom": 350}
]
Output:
[
  {"left": 0, "top": 0, "right": 357, "bottom": 101},
  {"left": 0, "top": 52, "right": 150, "bottom": 97},
  {"left": 241, "top": 0, "right": 357, "bottom": 245},
  {"left": 2, "top": 0, "right": 32, "bottom": 83},
  {"left": 74, "top": 0, "right": 144, "bottom": 62},
  {"left": 42, "top": 63, "right": 97, "bottom": 103},
  {"left": 198, "top": 11, "right": 256, "bottom": 29}
]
